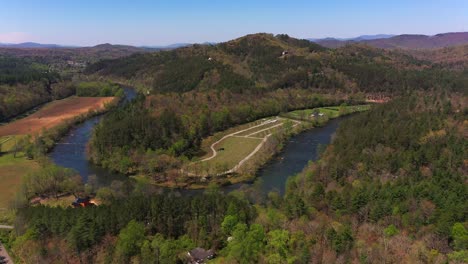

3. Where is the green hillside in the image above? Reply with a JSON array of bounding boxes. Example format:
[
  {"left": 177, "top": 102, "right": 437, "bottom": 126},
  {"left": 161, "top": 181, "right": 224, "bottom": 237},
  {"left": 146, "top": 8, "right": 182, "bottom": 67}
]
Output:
[{"left": 86, "top": 33, "right": 467, "bottom": 95}]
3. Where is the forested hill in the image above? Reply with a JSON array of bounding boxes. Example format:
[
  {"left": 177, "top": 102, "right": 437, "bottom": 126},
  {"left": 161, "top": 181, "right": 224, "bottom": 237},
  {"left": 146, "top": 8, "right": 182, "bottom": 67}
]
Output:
[
  {"left": 85, "top": 33, "right": 467, "bottom": 95},
  {"left": 0, "top": 56, "right": 75, "bottom": 121}
]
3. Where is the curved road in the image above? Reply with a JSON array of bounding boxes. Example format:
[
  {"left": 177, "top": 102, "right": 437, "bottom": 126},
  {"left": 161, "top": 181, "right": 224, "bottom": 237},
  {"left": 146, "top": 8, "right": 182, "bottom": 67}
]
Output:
[
  {"left": 200, "top": 119, "right": 279, "bottom": 162},
  {"left": 199, "top": 118, "right": 301, "bottom": 175}
]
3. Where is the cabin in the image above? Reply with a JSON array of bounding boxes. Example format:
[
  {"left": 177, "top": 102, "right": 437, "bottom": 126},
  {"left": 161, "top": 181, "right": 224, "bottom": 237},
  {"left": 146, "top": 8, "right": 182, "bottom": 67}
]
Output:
[
  {"left": 72, "top": 197, "right": 95, "bottom": 207},
  {"left": 187, "top": 248, "right": 215, "bottom": 264}
]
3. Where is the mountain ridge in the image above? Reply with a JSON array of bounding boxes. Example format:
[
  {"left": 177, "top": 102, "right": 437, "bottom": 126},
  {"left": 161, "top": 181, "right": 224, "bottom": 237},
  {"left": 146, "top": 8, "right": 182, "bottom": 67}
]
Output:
[{"left": 312, "top": 32, "right": 468, "bottom": 49}]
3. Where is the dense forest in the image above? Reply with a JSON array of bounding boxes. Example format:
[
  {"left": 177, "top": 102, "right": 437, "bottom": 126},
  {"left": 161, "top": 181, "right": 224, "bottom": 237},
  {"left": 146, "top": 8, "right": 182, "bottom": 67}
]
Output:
[
  {"left": 0, "top": 56, "right": 76, "bottom": 121},
  {"left": 1, "top": 33, "right": 467, "bottom": 263},
  {"left": 0, "top": 44, "right": 142, "bottom": 122},
  {"left": 6, "top": 92, "right": 466, "bottom": 263},
  {"left": 85, "top": 34, "right": 467, "bottom": 95},
  {"left": 75, "top": 81, "right": 123, "bottom": 97},
  {"left": 87, "top": 34, "right": 467, "bottom": 178},
  {"left": 89, "top": 89, "right": 355, "bottom": 175}
]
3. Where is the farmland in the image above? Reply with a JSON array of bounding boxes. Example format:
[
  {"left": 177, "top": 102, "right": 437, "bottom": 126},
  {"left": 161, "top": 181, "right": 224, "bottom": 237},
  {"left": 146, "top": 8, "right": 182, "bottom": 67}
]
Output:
[
  {"left": 0, "top": 96, "right": 115, "bottom": 209},
  {"left": 0, "top": 96, "right": 115, "bottom": 137}
]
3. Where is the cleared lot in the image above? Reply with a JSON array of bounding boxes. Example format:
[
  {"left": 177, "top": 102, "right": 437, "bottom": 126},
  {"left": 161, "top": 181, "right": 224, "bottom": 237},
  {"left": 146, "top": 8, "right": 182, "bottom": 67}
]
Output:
[{"left": 0, "top": 96, "right": 114, "bottom": 137}]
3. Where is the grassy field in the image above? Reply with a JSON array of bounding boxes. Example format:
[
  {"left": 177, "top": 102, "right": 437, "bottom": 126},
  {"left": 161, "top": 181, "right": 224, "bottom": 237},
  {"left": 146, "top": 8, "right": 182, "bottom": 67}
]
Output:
[
  {"left": 0, "top": 96, "right": 115, "bottom": 137},
  {"left": 188, "top": 117, "right": 294, "bottom": 175},
  {"left": 203, "top": 136, "right": 262, "bottom": 171},
  {"left": 284, "top": 105, "right": 370, "bottom": 120},
  {"left": 0, "top": 153, "right": 39, "bottom": 208},
  {"left": 38, "top": 195, "right": 76, "bottom": 207},
  {"left": 0, "top": 135, "right": 26, "bottom": 153},
  {"left": 197, "top": 119, "right": 274, "bottom": 160},
  {"left": 235, "top": 119, "right": 284, "bottom": 137},
  {"left": 0, "top": 97, "right": 116, "bottom": 208}
]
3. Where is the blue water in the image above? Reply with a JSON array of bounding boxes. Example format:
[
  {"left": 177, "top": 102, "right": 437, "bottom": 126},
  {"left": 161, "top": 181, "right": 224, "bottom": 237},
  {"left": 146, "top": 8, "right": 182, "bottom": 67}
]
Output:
[
  {"left": 49, "top": 87, "right": 346, "bottom": 194},
  {"left": 48, "top": 87, "right": 136, "bottom": 185}
]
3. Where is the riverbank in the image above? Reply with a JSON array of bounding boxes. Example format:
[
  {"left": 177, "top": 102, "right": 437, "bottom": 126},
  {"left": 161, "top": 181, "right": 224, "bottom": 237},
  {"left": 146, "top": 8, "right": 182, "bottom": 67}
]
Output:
[
  {"left": 145, "top": 105, "right": 370, "bottom": 189},
  {"left": 0, "top": 95, "right": 122, "bottom": 209},
  {"left": 48, "top": 87, "right": 137, "bottom": 183}
]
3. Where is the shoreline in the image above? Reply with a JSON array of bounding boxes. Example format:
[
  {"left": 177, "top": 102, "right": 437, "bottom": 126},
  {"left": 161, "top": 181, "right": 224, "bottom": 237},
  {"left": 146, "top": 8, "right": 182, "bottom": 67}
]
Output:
[{"left": 144, "top": 107, "right": 367, "bottom": 190}]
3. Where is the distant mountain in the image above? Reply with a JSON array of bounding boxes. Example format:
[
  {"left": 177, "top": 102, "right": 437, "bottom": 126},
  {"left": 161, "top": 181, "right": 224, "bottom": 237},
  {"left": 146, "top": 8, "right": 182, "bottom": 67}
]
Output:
[
  {"left": 141, "top": 43, "right": 192, "bottom": 50},
  {"left": 0, "top": 42, "right": 73, "bottom": 48},
  {"left": 0, "top": 43, "right": 154, "bottom": 65},
  {"left": 352, "top": 34, "right": 395, "bottom": 41},
  {"left": 309, "top": 34, "right": 394, "bottom": 42},
  {"left": 0, "top": 41, "right": 204, "bottom": 51},
  {"left": 311, "top": 32, "right": 468, "bottom": 49},
  {"left": 141, "top": 42, "right": 217, "bottom": 50}
]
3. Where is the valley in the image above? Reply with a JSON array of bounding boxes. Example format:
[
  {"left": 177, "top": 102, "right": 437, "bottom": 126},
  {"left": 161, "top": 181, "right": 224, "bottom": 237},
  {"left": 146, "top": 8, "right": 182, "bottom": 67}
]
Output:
[{"left": 0, "top": 28, "right": 466, "bottom": 264}]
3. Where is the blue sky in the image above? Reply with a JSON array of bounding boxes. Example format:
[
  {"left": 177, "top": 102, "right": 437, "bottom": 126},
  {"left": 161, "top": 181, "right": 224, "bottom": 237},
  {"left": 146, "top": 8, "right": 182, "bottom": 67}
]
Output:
[{"left": 1, "top": 0, "right": 467, "bottom": 46}]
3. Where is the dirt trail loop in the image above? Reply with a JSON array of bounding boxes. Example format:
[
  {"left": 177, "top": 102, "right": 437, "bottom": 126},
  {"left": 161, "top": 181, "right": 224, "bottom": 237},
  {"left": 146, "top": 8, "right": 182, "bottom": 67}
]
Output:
[
  {"left": 199, "top": 118, "right": 301, "bottom": 175},
  {"left": 200, "top": 119, "right": 279, "bottom": 162}
]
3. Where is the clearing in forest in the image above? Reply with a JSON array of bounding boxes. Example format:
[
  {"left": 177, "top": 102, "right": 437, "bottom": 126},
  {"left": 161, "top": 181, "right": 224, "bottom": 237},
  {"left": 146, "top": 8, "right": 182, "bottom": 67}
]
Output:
[
  {"left": 189, "top": 117, "right": 300, "bottom": 175},
  {"left": 283, "top": 105, "right": 370, "bottom": 121}
]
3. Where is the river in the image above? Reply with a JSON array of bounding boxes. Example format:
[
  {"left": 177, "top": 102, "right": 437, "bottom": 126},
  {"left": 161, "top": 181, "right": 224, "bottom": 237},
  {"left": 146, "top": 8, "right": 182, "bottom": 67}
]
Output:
[
  {"left": 49, "top": 87, "right": 136, "bottom": 185},
  {"left": 49, "top": 88, "right": 347, "bottom": 194}
]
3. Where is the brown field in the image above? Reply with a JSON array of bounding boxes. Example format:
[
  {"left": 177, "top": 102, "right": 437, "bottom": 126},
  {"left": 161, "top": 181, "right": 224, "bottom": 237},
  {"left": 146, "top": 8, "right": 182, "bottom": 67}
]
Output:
[
  {"left": 0, "top": 153, "right": 39, "bottom": 208},
  {"left": 0, "top": 96, "right": 114, "bottom": 137}
]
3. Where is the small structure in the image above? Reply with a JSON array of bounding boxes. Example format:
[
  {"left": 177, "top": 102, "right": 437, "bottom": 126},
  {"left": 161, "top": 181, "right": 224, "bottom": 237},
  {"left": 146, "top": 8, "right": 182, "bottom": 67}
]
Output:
[
  {"left": 208, "top": 57, "right": 213, "bottom": 61},
  {"left": 72, "top": 197, "right": 95, "bottom": 208},
  {"left": 282, "top": 50, "right": 289, "bottom": 56},
  {"left": 318, "top": 113, "right": 324, "bottom": 117},
  {"left": 187, "top": 248, "right": 215, "bottom": 264}
]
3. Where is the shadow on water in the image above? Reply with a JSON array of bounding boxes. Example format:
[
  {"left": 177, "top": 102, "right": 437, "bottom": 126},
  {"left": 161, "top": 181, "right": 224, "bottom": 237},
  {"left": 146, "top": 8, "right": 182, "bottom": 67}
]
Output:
[{"left": 49, "top": 88, "right": 349, "bottom": 195}]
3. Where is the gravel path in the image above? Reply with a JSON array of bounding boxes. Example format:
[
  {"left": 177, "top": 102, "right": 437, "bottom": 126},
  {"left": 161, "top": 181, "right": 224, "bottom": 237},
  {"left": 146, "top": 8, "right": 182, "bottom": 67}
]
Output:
[{"left": 199, "top": 118, "right": 301, "bottom": 175}]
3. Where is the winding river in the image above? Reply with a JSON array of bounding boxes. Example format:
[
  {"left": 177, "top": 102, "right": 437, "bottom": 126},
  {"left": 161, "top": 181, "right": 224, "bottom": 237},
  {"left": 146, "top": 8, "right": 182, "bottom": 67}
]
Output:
[
  {"left": 48, "top": 88, "right": 136, "bottom": 186},
  {"left": 49, "top": 88, "right": 347, "bottom": 194}
]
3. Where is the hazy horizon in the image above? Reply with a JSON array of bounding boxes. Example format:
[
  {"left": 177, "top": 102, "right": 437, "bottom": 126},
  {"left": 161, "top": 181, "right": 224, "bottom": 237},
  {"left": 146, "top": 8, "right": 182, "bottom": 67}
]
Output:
[{"left": 1, "top": 0, "right": 467, "bottom": 46}]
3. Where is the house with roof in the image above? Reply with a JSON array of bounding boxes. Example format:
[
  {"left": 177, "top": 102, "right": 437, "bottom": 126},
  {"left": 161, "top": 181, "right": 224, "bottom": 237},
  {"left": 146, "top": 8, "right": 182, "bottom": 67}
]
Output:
[
  {"left": 187, "top": 248, "right": 215, "bottom": 263},
  {"left": 71, "top": 197, "right": 96, "bottom": 207}
]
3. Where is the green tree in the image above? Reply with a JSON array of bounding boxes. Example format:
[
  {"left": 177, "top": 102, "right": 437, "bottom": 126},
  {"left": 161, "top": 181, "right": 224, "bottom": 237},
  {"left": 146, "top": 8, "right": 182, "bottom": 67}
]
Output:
[
  {"left": 384, "top": 224, "right": 399, "bottom": 237},
  {"left": 225, "top": 223, "right": 266, "bottom": 263},
  {"left": 221, "top": 215, "right": 239, "bottom": 235},
  {"left": 265, "top": 230, "right": 290, "bottom": 263},
  {"left": 116, "top": 220, "right": 145, "bottom": 258},
  {"left": 452, "top": 223, "right": 468, "bottom": 250}
]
